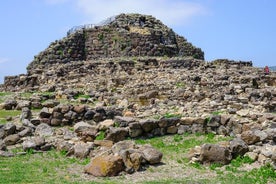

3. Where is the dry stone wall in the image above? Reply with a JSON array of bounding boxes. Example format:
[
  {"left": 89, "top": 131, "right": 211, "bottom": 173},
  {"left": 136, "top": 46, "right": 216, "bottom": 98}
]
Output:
[
  {"left": 28, "top": 31, "right": 86, "bottom": 71},
  {"left": 26, "top": 13, "right": 204, "bottom": 71},
  {"left": 2, "top": 58, "right": 203, "bottom": 92}
]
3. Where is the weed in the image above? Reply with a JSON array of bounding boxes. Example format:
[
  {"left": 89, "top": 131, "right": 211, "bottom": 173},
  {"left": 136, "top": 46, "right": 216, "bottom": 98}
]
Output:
[
  {"left": 73, "top": 93, "right": 90, "bottom": 99},
  {"left": 173, "top": 134, "right": 183, "bottom": 142},
  {"left": 148, "top": 167, "right": 155, "bottom": 173},
  {"left": 206, "top": 132, "right": 215, "bottom": 141},
  {"left": 98, "top": 33, "right": 104, "bottom": 41},
  {"left": 152, "top": 114, "right": 161, "bottom": 120},
  {"left": 26, "top": 148, "right": 34, "bottom": 155},
  {"left": 230, "top": 156, "right": 254, "bottom": 168},
  {"left": 190, "top": 162, "right": 203, "bottom": 169},
  {"left": 225, "top": 165, "right": 238, "bottom": 172},
  {"left": 211, "top": 111, "right": 224, "bottom": 115},
  {"left": 60, "top": 150, "right": 67, "bottom": 156},
  {"left": 95, "top": 131, "right": 105, "bottom": 140},
  {"left": 195, "top": 132, "right": 203, "bottom": 137},
  {"left": 205, "top": 116, "right": 211, "bottom": 123},
  {"left": 210, "top": 163, "right": 223, "bottom": 170},
  {"left": 57, "top": 49, "right": 63, "bottom": 56},
  {"left": 163, "top": 112, "right": 182, "bottom": 118},
  {"left": 175, "top": 82, "right": 185, "bottom": 88},
  {"left": 177, "top": 159, "right": 183, "bottom": 164},
  {"left": 114, "top": 122, "right": 120, "bottom": 127}
]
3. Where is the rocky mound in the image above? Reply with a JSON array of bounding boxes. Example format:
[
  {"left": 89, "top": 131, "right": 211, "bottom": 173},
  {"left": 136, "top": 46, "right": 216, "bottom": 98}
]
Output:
[{"left": 0, "top": 13, "right": 276, "bottom": 178}]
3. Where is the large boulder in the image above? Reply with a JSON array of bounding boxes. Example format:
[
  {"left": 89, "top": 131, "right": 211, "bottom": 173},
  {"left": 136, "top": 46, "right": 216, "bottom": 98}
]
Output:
[
  {"left": 229, "top": 138, "right": 249, "bottom": 158},
  {"left": 158, "top": 117, "right": 179, "bottom": 128},
  {"left": 241, "top": 130, "right": 261, "bottom": 145},
  {"left": 199, "top": 144, "right": 232, "bottom": 165},
  {"left": 73, "top": 142, "right": 93, "bottom": 159},
  {"left": 207, "top": 115, "right": 221, "bottom": 128},
  {"left": 4, "top": 134, "right": 20, "bottom": 146},
  {"left": 2, "top": 99, "right": 17, "bottom": 110},
  {"left": 22, "top": 136, "right": 45, "bottom": 151},
  {"left": 111, "top": 140, "right": 136, "bottom": 155},
  {"left": 20, "top": 107, "right": 32, "bottom": 120},
  {"left": 139, "top": 119, "right": 158, "bottom": 132},
  {"left": 114, "top": 116, "right": 136, "bottom": 127},
  {"left": 15, "top": 100, "right": 31, "bottom": 110},
  {"left": 3, "top": 122, "right": 16, "bottom": 136},
  {"left": 84, "top": 154, "right": 124, "bottom": 177},
  {"left": 140, "top": 145, "right": 163, "bottom": 164},
  {"left": 0, "top": 128, "right": 4, "bottom": 139},
  {"left": 128, "top": 122, "right": 143, "bottom": 138},
  {"left": 22, "top": 119, "right": 36, "bottom": 129},
  {"left": 0, "top": 139, "right": 6, "bottom": 151},
  {"left": 35, "top": 123, "right": 53, "bottom": 137},
  {"left": 74, "top": 121, "right": 98, "bottom": 142},
  {"left": 105, "top": 127, "right": 129, "bottom": 143},
  {"left": 97, "top": 119, "right": 114, "bottom": 131},
  {"left": 18, "top": 127, "right": 32, "bottom": 137},
  {"left": 39, "top": 107, "right": 52, "bottom": 118},
  {"left": 56, "top": 141, "right": 73, "bottom": 152}
]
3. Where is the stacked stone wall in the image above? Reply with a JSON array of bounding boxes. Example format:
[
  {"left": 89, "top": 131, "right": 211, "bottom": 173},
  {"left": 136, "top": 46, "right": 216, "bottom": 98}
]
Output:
[
  {"left": 27, "top": 31, "right": 86, "bottom": 71},
  {"left": 26, "top": 13, "right": 204, "bottom": 71}
]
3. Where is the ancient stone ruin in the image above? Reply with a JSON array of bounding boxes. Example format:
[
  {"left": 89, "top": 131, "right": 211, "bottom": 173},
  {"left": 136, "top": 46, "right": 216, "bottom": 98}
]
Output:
[{"left": 0, "top": 13, "right": 275, "bottom": 177}]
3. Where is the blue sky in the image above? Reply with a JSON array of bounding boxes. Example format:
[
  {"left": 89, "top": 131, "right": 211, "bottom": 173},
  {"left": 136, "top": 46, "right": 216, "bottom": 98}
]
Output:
[{"left": 0, "top": 0, "right": 276, "bottom": 83}]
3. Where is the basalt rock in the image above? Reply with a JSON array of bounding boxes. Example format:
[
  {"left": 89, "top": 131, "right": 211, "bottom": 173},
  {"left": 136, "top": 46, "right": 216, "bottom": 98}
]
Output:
[
  {"left": 199, "top": 144, "right": 232, "bottom": 165},
  {"left": 84, "top": 153, "right": 124, "bottom": 177}
]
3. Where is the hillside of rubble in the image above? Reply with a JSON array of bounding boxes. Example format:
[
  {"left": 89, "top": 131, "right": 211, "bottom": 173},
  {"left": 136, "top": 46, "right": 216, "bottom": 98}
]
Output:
[{"left": 0, "top": 13, "right": 275, "bottom": 183}]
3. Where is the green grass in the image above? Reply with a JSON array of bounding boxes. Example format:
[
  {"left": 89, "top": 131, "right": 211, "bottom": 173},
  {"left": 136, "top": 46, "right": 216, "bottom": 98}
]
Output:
[
  {"left": 162, "top": 112, "right": 182, "bottom": 119},
  {"left": 0, "top": 110, "right": 21, "bottom": 124},
  {"left": 73, "top": 94, "right": 90, "bottom": 100},
  {"left": 0, "top": 92, "right": 13, "bottom": 97},
  {"left": 135, "top": 132, "right": 232, "bottom": 156},
  {"left": 0, "top": 133, "right": 275, "bottom": 184},
  {"left": 216, "top": 164, "right": 276, "bottom": 184},
  {"left": 0, "top": 150, "right": 89, "bottom": 184},
  {"left": 0, "top": 92, "right": 13, "bottom": 103}
]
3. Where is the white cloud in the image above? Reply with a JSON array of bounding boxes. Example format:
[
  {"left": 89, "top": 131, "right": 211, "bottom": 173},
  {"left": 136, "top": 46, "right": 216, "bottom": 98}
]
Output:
[
  {"left": 0, "top": 58, "right": 10, "bottom": 64},
  {"left": 75, "top": 0, "right": 208, "bottom": 27}
]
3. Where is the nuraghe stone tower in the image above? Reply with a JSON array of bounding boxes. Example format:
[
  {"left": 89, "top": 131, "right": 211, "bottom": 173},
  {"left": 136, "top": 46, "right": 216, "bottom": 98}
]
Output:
[
  {"left": 2, "top": 13, "right": 204, "bottom": 91},
  {"left": 27, "top": 13, "right": 204, "bottom": 70}
]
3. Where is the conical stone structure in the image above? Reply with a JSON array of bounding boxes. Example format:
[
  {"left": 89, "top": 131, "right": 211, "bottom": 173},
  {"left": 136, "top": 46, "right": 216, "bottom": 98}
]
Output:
[{"left": 27, "top": 13, "right": 204, "bottom": 71}]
